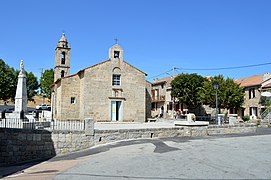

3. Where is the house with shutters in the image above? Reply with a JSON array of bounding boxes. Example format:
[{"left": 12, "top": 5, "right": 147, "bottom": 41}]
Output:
[{"left": 235, "top": 72, "right": 271, "bottom": 119}]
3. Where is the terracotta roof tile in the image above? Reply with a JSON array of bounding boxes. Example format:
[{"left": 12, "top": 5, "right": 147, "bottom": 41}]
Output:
[
  {"left": 235, "top": 75, "right": 263, "bottom": 87},
  {"left": 152, "top": 77, "right": 174, "bottom": 85}
]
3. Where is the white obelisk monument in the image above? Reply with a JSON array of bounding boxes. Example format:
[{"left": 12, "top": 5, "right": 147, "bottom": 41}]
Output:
[{"left": 14, "top": 60, "right": 27, "bottom": 113}]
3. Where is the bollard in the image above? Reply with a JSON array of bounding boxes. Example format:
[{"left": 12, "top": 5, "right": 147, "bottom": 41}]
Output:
[
  {"left": 35, "top": 110, "right": 40, "bottom": 120},
  {"left": 20, "top": 110, "right": 24, "bottom": 120},
  {"left": 1, "top": 110, "right": 6, "bottom": 119}
]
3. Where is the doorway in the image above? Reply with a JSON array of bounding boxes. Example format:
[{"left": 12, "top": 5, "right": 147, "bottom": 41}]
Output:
[{"left": 111, "top": 101, "right": 122, "bottom": 121}]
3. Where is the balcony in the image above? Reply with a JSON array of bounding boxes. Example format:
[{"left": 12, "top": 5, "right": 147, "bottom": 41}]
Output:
[{"left": 152, "top": 95, "right": 166, "bottom": 102}]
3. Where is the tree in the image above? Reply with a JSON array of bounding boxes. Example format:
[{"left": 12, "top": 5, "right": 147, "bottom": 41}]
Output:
[
  {"left": 40, "top": 69, "right": 54, "bottom": 100},
  {"left": 199, "top": 75, "right": 245, "bottom": 110},
  {"left": 25, "top": 71, "right": 39, "bottom": 101},
  {"left": 0, "top": 59, "right": 16, "bottom": 102},
  {"left": 0, "top": 59, "right": 39, "bottom": 103},
  {"left": 171, "top": 73, "right": 207, "bottom": 109}
]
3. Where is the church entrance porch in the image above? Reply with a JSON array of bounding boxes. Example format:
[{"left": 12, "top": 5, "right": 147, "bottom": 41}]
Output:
[{"left": 111, "top": 101, "right": 122, "bottom": 121}]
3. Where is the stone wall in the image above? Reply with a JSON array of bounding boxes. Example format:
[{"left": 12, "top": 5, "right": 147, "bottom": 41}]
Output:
[
  {"left": 0, "top": 123, "right": 257, "bottom": 166},
  {"left": 94, "top": 126, "right": 204, "bottom": 145},
  {"left": 94, "top": 124, "right": 257, "bottom": 145},
  {"left": 51, "top": 130, "right": 93, "bottom": 154},
  {"left": 0, "top": 128, "right": 94, "bottom": 166},
  {"left": 207, "top": 124, "right": 256, "bottom": 135},
  {"left": 54, "top": 44, "right": 148, "bottom": 123},
  {"left": 243, "top": 86, "right": 261, "bottom": 118},
  {"left": 0, "top": 128, "right": 55, "bottom": 166}
]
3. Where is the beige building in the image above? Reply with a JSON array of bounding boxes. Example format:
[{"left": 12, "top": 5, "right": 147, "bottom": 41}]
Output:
[
  {"left": 151, "top": 77, "right": 188, "bottom": 118},
  {"left": 152, "top": 73, "right": 271, "bottom": 120},
  {"left": 235, "top": 73, "right": 271, "bottom": 119},
  {"left": 52, "top": 34, "right": 151, "bottom": 122}
]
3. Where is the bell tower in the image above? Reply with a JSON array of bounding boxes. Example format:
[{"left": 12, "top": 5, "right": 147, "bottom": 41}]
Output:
[
  {"left": 109, "top": 39, "right": 124, "bottom": 61},
  {"left": 54, "top": 33, "right": 70, "bottom": 82}
]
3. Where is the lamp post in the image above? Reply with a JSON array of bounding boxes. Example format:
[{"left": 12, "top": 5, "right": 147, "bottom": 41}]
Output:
[{"left": 213, "top": 81, "right": 219, "bottom": 125}]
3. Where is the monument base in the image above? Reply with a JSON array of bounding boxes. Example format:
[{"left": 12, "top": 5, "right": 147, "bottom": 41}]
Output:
[{"left": 174, "top": 121, "right": 209, "bottom": 126}]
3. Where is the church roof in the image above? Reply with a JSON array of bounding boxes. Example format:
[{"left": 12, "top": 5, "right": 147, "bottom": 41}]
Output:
[
  {"left": 81, "top": 59, "right": 147, "bottom": 76},
  {"left": 54, "top": 59, "right": 147, "bottom": 84}
]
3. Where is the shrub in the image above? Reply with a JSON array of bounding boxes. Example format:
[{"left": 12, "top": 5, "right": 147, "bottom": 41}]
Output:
[{"left": 242, "top": 115, "right": 250, "bottom": 122}]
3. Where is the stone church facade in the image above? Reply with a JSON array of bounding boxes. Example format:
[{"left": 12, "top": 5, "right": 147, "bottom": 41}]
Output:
[{"left": 52, "top": 34, "right": 151, "bottom": 122}]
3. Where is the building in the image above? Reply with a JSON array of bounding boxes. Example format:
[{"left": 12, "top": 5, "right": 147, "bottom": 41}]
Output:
[
  {"left": 151, "top": 77, "right": 188, "bottom": 118},
  {"left": 152, "top": 73, "right": 271, "bottom": 120},
  {"left": 235, "top": 73, "right": 271, "bottom": 120},
  {"left": 52, "top": 34, "right": 151, "bottom": 122}
]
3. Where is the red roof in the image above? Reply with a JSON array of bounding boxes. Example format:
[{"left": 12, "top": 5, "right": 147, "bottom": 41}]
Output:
[
  {"left": 235, "top": 75, "right": 262, "bottom": 87},
  {"left": 152, "top": 77, "right": 174, "bottom": 85}
]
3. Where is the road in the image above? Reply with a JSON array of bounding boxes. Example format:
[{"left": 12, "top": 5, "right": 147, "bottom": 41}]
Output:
[{"left": 3, "top": 128, "right": 271, "bottom": 180}]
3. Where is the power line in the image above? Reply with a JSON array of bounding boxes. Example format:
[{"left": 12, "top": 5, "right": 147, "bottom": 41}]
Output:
[
  {"left": 147, "top": 69, "right": 172, "bottom": 80},
  {"left": 176, "top": 62, "right": 271, "bottom": 71},
  {"left": 147, "top": 62, "right": 271, "bottom": 81}
]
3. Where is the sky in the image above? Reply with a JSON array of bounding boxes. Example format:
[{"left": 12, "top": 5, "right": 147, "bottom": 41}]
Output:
[{"left": 1, "top": 0, "right": 271, "bottom": 81}]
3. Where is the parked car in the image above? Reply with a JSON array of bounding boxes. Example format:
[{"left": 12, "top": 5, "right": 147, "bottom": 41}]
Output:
[
  {"left": 36, "top": 104, "right": 50, "bottom": 110},
  {"left": 5, "top": 108, "right": 14, "bottom": 113}
]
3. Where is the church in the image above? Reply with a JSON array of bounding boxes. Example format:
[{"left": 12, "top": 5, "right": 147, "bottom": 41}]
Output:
[{"left": 51, "top": 34, "right": 151, "bottom": 122}]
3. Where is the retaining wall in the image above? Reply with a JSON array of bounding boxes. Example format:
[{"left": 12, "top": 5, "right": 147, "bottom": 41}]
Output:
[
  {"left": 0, "top": 128, "right": 55, "bottom": 166},
  {"left": 51, "top": 130, "right": 94, "bottom": 154},
  {"left": 207, "top": 124, "right": 257, "bottom": 135},
  {"left": 0, "top": 129, "right": 94, "bottom": 166},
  {"left": 0, "top": 123, "right": 257, "bottom": 166},
  {"left": 94, "top": 126, "right": 208, "bottom": 145}
]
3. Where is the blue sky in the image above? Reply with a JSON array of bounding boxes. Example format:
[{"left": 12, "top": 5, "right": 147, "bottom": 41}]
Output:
[{"left": 1, "top": 0, "right": 271, "bottom": 81}]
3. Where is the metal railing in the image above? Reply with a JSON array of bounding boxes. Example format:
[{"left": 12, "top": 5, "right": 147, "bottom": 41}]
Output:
[
  {"left": 261, "top": 108, "right": 271, "bottom": 120},
  {"left": 0, "top": 118, "right": 85, "bottom": 131}
]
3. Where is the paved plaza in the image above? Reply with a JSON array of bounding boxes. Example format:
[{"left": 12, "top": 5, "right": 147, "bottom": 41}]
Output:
[{"left": 2, "top": 128, "right": 271, "bottom": 180}]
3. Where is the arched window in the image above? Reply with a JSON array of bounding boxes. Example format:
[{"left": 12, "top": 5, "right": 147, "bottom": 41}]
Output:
[
  {"left": 61, "top": 70, "right": 65, "bottom": 78},
  {"left": 112, "top": 67, "right": 121, "bottom": 86},
  {"left": 61, "top": 52, "right": 65, "bottom": 64}
]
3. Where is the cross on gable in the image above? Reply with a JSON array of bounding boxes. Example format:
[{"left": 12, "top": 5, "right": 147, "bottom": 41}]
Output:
[{"left": 114, "top": 38, "right": 118, "bottom": 44}]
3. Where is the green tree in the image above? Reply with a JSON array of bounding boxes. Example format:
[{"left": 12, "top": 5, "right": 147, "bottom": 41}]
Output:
[
  {"left": 171, "top": 73, "right": 207, "bottom": 109},
  {"left": 25, "top": 71, "right": 39, "bottom": 101},
  {"left": 40, "top": 69, "right": 54, "bottom": 100},
  {"left": 199, "top": 75, "right": 244, "bottom": 110},
  {"left": 0, "top": 59, "right": 16, "bottom": 102},
  {"left": 0, "top": 59, "right": 39, "bottom": 103}
]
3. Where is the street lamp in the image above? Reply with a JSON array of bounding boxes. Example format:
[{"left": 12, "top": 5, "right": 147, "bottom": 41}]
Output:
[{"left": 213, "top": 81, "right": 219, "bottom": 125}]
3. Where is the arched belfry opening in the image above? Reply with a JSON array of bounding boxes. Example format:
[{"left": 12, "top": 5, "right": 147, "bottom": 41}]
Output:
[
  {"left": 61, "top": 52, "right": 66, "bottom": 64},
  {"left": 61, "top": 70, "right": 65, "bottom": 78}
]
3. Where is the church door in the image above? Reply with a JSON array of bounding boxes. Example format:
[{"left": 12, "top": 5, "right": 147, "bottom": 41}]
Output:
[{"left": 111, "top": 101, "right": 122, "bottom": 121}]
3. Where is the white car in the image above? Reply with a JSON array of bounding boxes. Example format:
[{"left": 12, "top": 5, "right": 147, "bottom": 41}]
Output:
[{"left": 36, "top": 104, "right": 50, "bottom": 110}]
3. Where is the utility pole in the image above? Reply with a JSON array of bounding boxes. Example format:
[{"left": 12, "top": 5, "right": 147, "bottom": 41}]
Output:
[
  {"left": 40, "top": 68, "right": 44, "bottom": 103},
  {"left": 172, "top": 66, "right": 175, "bottom": 119}
]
